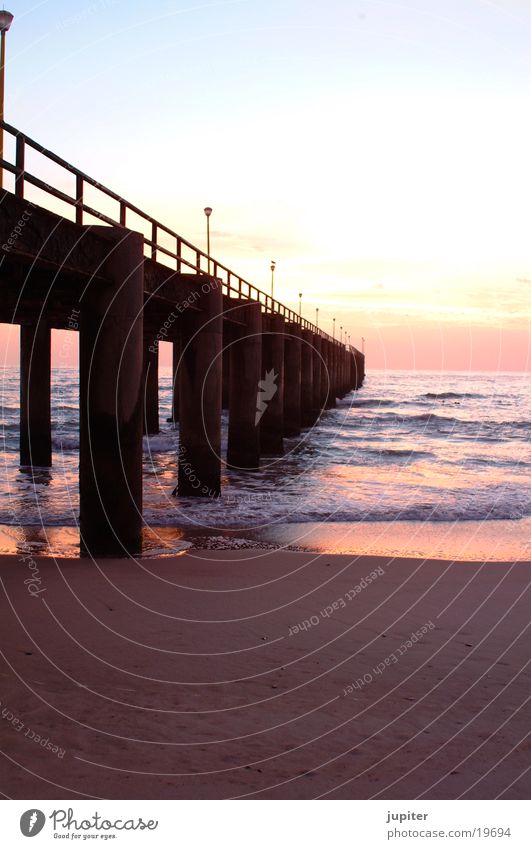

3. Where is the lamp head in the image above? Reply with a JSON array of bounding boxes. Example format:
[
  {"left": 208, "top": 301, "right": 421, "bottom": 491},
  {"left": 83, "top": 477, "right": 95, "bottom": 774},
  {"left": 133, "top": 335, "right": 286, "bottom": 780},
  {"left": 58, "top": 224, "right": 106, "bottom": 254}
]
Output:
[
  {"left": 271, "top": 260, "right": 276, "bottom": 271},
  {"left": 204, "top": 206, "right": 212, "bottom": 217},
  {"left": 0, "top": 10, "right": 13, "bottom": 32}
]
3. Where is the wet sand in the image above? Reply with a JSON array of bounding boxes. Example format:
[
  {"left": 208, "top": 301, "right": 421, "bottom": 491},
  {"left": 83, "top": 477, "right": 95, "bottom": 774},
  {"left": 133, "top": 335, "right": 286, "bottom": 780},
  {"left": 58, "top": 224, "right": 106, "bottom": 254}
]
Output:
[{"left": 0, "top": 550, "right": 528, "bottom": 799}]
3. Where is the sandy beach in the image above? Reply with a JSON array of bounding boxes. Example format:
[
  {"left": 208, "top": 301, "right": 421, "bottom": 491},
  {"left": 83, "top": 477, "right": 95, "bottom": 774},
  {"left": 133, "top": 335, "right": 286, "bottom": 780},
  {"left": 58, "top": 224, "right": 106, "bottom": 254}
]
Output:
[{"left": 0, "top": 549, "right": 528, "bottom": 800}]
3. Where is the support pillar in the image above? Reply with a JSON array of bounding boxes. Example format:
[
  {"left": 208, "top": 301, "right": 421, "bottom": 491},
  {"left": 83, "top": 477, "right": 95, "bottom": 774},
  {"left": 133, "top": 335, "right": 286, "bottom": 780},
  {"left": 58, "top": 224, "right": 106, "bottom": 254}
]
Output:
[
  {"left": 143, "top": 335, "right": 159, "bottom": 435},
  {"left": 345, "top": 351, "right": 354, "bottom": 392},
  {"left": 79, "top": 228, "right": 144, "bottom": 556},
  {"left": 260, "top": 314, "right": 285, "bottom": 455},
  {"left": 324, "top": 340, "right": 336, "bottom": 408},
  {"left": 319, "top": 338, "right": 330, "bottom": 411},
  {"left": 222, "top": 320, "right": 232, "bottom": 410},
  {"left": 312, "top": 333, "right": 322, "bottom": 419},
  {"left": 349, "top": 352, "right": 356, "bottom": 391},
  {"left": 301, "top": 329, "right": 314, "bottom": 427},
  {"left": 20, "top": 321, "right": 52, "bottom": 467},
  {"left": 178, "top": 277, "right": 223, "bottom": 496},
  {"left": 227, "top": 299, "right": 262, "bottom": 470},
  {"left": 171, "top": 337, "right": 181, "bottom": 424},
  {"left": 283, "top": 323, "right": 301, "bottom": 436},
  {"left": 332, "top": 342, "right": 339, "bottom": 403},
  {"left": 354, "top": 349, "right": 365, "bottom": 389},
  {"left": 340, "top": 347, "right": 347, "bottom": 397}
]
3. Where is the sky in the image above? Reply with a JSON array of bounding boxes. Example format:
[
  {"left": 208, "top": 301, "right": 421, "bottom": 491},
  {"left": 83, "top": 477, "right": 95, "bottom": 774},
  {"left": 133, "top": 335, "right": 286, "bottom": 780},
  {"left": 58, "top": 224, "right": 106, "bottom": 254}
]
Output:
[{"left": 1, "top": 0, "right": 530, "bottom": 370}]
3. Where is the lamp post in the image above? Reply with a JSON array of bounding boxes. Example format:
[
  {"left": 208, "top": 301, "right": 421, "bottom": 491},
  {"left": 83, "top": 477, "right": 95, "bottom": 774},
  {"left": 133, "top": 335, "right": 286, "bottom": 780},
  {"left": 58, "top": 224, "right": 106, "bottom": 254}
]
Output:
[
  {"left": 340, "top": 325, "right": 343, "bottom": 345},
  {"left": 270, "top": 260, "right": 276, "bottom": 305},
  {"left": 204, "top": 206, "right": 212, "bottom": 273},
  {"left": 298, "top": 292, "right": 302, "bottom": 318},
  {"left": 0, "top": 10, "right": 14, "bottom": 191},
  {"left": 332, "top": 317, "right": 336, "bottom": 340},
  {"left": 315, "top": 307, "right": 319, "bottom": 329},
  {"left": 362, "top": 336, "right": 365, "bottom": 354}
]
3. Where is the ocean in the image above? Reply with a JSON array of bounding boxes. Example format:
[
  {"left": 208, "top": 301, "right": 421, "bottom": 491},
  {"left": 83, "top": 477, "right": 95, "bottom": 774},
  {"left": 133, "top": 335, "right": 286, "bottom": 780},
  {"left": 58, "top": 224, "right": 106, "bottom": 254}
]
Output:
[{"left": 1, "top": 368, "right": 529, "bottom": 559}]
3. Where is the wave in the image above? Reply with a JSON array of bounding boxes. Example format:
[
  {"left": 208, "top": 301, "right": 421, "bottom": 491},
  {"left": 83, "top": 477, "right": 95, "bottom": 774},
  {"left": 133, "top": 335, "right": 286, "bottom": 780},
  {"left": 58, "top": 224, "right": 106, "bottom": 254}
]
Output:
[
  {"left": 353, "top": 411, "right": 462, "bottom": 426},
  {"left": 52, "top": 436, "right": 79, "bottom": 451},
  {"left": 422, "top": 391, "right": 483, "bottom": 400},
  {"left": 352, "top": 411, "right": 530, "bottom": 431},
  {"left": 366, "top": 448, "right": 434, "bottom": 459},
  {"left": 350, "top": 398, "right": 398, "bottom": 408},
  {"left": 143, "top": 502, "right": 531, "bottom": 526},
  {"left": 143, "top": 433, "right": 178, "bottom": 453}
]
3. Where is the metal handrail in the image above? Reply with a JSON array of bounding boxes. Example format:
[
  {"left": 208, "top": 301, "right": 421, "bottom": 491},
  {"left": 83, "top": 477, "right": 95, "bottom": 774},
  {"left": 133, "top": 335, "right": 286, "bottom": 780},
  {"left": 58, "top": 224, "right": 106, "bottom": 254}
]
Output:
[{"left": 0, "top": 120, "right": 351, "bottom": 346}]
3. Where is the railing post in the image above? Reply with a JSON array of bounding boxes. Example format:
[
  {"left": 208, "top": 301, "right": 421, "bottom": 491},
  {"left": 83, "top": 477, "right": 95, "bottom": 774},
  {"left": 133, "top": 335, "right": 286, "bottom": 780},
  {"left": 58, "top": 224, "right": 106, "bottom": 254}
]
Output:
[
  {"left": 75, "top": 174, "right": 83, "bottom": 225},
  {"left": 151, "top": 222, "right": 157, "bottom": 261},
  {"left": 15, "top": 134, "right": 25, "bottom": 199}
]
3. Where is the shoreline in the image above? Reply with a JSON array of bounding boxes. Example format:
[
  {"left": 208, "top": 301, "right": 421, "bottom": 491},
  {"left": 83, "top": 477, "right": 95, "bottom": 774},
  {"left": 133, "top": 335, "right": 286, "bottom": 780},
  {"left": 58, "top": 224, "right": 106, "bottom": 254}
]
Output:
[
  {"left": 0, "top": 517, "right": 529, "bottom": 562},
  {"left": 0, "top": 549, "right": 528, "bottom": 799}
]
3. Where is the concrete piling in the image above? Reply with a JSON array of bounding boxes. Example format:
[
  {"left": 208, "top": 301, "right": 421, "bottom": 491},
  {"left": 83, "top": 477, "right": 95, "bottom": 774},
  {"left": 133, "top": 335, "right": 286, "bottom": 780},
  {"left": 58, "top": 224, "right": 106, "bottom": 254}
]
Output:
[
  {"left": 332, "top": 343, "right": 340, "bottom": 403},
  {"left": 20, "top": 320, "right": 52, "bottom": 468},
  {"left": 319, "top": 337, "right": 329, "bottom": 412},
  {"left": 222, "top": 321, "right": 232, "bottom": 410},
  {"left": 79, "top": 228, "right": 144, "bottom": 556},
  {"left": 227, "top": 299, "right": 262, "bottom": 470},
  {"left": 171, "top": 338, "right": 181, "bottom": 424},
  {"left": 283, "top": 323, "right": 302, "bottom": 437},
  {"left": 301, "top": 328, "right": 314, "bottom": 427},
  {"left": 143, "top": 335, "right": 159, "bottom": 435},
  {"left": 353, "top": 348, "right": 365, "bottom": 389},
  {"left": 178, "top": 277, "right": 223, "bottom": 496},
  {"left": 312, "top": 333, "right": 322, "bottom": 419},
  {"left": 324, "top": 340, "right": 335, "bottom": 408},
  {"left": 260, "top": 314, "right": 285, "bottom": 455}
]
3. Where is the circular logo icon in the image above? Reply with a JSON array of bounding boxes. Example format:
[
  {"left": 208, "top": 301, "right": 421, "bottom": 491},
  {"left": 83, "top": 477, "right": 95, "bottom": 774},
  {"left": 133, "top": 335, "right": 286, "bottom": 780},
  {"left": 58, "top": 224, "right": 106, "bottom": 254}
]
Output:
[{"left": 20, "top": 809, "right": 46, "bottom": 837}]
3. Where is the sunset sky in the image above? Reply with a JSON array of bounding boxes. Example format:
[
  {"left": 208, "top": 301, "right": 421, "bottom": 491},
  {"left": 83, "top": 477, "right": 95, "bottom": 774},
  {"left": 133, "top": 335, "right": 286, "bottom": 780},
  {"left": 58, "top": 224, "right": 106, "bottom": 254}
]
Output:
[{"left": 1, "top": 0, "right": 530, "bottom": 370}]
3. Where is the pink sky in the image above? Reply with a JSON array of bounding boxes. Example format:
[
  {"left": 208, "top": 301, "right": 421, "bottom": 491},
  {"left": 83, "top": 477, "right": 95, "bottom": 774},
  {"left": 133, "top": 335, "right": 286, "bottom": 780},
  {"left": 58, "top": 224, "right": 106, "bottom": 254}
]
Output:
[
  {"left": 1, "top": 321, "right": 528, "bottom": 373},
  {"left": 2, "top": 1, "right": 530, "bottom": 374}
]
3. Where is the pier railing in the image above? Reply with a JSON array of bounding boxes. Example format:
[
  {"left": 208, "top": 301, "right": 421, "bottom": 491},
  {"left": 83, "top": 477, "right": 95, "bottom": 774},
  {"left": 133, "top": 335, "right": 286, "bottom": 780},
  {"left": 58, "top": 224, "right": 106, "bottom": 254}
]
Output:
[{"left": 0, "top": 121, "right": 338, "bottom": 342}]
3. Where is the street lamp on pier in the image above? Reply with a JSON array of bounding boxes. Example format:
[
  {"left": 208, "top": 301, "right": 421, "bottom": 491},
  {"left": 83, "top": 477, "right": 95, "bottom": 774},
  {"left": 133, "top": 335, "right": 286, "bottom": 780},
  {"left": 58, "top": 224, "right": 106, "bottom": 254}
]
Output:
[
  {"left": 270, "top": 260, "right": 276, "bottom": 304},
  {"left": 204, "top": 206, "right": 212, "bottom": 273},
  {"left": 0, "top": 10, "right": 14, "bottom": 191},
  {"left": 298, "top": 292, "right": 302, "bottom": 318},
  {"left": 333, "top": 317, "right": 336, "bottom": 340},
  {"left": 315, "top": 307, "right": 319, "bottom": 329}
]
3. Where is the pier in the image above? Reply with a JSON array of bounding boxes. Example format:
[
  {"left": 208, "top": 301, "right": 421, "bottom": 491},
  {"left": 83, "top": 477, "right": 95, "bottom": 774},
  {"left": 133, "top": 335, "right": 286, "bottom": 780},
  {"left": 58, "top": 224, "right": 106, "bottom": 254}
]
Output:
[{"left": 0, "top": 121, "right": 365, "bottom": 556}]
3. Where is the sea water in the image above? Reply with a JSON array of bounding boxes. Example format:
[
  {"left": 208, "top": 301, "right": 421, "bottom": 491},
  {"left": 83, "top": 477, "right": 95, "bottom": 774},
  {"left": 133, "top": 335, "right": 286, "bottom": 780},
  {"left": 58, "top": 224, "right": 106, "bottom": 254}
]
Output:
[{"left": 1, "top": 368, "right": 529, "bottom": 559}]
